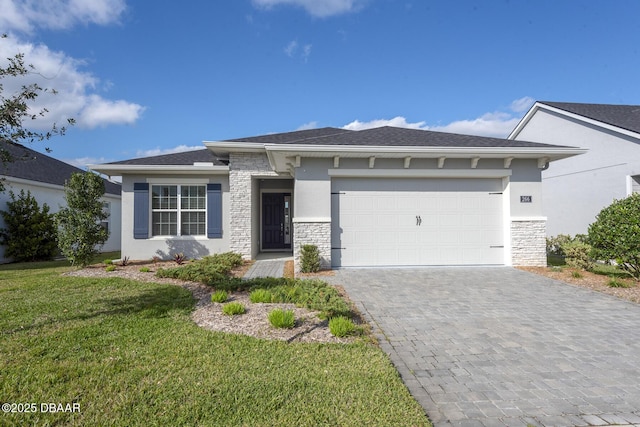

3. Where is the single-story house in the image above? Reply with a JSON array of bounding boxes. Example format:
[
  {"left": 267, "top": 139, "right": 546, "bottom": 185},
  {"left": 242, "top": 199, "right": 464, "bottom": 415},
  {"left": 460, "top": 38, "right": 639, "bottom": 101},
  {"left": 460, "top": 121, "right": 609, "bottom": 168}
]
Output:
[
  {"left": 509, "top": 101, "right": 640, "bottom": 237},
  {"left": 0, "top": 141, "right": 122, "bottom": 263},
  {"left": 91, "top": 126, "right": 584, "bottom": 269}
]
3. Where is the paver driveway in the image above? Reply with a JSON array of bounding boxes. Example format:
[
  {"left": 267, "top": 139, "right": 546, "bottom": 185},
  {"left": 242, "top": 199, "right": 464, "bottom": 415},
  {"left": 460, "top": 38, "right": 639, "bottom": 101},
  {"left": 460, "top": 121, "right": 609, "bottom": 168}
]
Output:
[{"left": 327, "top": 268, "right": 640, "bottom": 427}]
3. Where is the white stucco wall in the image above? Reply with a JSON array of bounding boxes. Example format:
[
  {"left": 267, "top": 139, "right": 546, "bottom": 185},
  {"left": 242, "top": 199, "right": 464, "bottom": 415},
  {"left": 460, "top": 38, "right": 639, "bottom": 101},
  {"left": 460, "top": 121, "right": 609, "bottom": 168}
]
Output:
[
  {"left": 513, "top": 109, "right": 640, "bottom": 236},
  {"left": 0, "top": 177, "right": 122, "bottom": 263},
  {"left": 293, "top": 156, "right": 546, "bottom": 267},
  {"left": 119, "top": 174, "right": 230, "bottom": 261}
]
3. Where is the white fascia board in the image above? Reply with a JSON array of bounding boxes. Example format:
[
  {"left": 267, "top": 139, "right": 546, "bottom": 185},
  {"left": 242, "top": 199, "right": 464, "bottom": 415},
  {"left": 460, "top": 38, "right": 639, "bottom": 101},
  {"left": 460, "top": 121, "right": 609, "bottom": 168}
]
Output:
[
  {"left": 88, "top": 164, "right": 230, "bottom": 176},
  {"left": 508, "top": 102, "right": 544, "bottom": 139},
  {"left": 203, "top": 141, "right": 267, "bottom": 154},
  {"left": 328, "top": 169, "right": 513, "bottom": 178},
  {"left": 510, "top": 102, "right": 640, "bottom": 141}
]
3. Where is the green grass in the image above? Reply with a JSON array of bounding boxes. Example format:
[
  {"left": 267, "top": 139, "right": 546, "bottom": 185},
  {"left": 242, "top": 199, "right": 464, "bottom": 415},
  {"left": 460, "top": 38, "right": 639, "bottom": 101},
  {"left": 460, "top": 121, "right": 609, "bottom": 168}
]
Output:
[
  {"left": 249, "top": 288, "right": 273, "bottom": 303},
  {"left": 222, "top": 301, "right": 246, "bottom": 315},
  {"left": 329, "top": 316, "right": 357, "bottom": 337},
  {"left": 0, "top": 260, "right": 430, "bottom": 426},
  {"left": 268, "top": 308, "right": 295, "bottom": 329},
  {"left": 210, "top": 290, "right": 228, "bottom": 303}
]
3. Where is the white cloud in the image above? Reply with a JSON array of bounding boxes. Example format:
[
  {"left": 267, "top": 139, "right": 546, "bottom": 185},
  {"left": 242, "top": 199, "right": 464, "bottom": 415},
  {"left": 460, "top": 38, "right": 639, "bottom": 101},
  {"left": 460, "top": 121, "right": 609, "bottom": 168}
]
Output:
[
  {"left": 296, "top": 121, "right": 318, "bottom": 130},
  {"left": 0, "top": 0, "right": 126, "bottom": 33},
  {"left": 302, "top": 44, "right": 312, "bottom": 62},
  {"left": 341, "top": 97, "right": 534, "bottom": 138},
  {"left": 343, "top": 116, "right": 428, "bottom": 131},
  {"left": 252, "top": 0, "right": 364, "bottom": 18},
  {"left": 136, "top": 145, "right": 204, "bottom": 158},
  {"left": 510, "top": 96, "right": 535, "bottom": 113},
  {"left": 0, "top": 35, "right": 144, "bottom": 130},
  {"left": 284, "top": 40, "right": 298, "bottom": 57}
]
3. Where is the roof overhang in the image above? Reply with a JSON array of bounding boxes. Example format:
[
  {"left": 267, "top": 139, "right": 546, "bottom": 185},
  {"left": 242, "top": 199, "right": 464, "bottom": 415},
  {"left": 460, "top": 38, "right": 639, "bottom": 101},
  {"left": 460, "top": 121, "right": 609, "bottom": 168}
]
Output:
[
  {"left": 206, "top": 142, "right": 586, "bottom": 174},
  {"left": 88, "top": 164, "right": 230, "bottom": 177},
  {"left": 509, "top": 102, "right": 640, "bottom": 141}
]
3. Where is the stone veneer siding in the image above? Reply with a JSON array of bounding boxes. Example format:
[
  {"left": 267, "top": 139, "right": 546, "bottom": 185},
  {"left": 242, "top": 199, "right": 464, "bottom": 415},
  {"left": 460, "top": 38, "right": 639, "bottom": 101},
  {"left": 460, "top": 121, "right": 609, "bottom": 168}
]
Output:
[
  {"left": 293, "top": 221, "right": 331, "bottom": 272},
  {"left": 229, "top": 152, "right": 278, "bottom": 258},
  {"left": 511, "top": 218, "right": 547, "bottom": 266}
]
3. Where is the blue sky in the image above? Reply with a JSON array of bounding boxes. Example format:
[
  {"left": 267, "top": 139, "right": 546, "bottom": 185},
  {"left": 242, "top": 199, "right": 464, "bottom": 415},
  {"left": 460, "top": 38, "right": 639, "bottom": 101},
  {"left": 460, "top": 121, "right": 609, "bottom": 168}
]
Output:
[{"left": 2, "top": 0, "right": 640, "bottom": 170}]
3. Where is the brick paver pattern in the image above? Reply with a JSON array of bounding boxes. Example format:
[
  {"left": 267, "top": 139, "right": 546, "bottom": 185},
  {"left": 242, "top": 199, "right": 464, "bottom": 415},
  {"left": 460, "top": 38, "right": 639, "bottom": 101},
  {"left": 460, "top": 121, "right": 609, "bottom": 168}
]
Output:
[{"left": 326, "top": 268, "right": 640, "bottom": 427}]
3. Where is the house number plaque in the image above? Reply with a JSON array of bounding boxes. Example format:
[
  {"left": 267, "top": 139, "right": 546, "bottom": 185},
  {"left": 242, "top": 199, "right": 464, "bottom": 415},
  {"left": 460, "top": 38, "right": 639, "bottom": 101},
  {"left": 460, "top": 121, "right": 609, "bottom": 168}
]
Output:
[{"left": 520, "top": 195, "right": 532, "bottom": 203}]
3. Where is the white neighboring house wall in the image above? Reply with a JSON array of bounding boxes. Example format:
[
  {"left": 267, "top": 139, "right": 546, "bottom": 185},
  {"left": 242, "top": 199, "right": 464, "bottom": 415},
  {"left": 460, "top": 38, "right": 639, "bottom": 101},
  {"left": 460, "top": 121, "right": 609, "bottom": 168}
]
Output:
[
  {"left": 510, "top": 107, "right": 640, "bottom": 237},
  {"left": 0, "top": 176, "right": 122, "bottom": 263}
]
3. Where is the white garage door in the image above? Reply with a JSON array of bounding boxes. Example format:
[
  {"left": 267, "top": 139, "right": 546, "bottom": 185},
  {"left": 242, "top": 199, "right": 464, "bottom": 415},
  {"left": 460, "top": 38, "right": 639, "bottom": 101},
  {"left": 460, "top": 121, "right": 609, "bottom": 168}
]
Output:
[{"left": 331, "top": 178, "right": 505, "bottom": 267}]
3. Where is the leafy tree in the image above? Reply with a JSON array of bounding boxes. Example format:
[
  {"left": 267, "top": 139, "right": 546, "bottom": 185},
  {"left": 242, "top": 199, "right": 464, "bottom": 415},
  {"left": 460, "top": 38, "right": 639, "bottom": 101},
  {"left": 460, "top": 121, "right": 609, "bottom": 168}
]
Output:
[
  {"left": 588, "top": 193, "right": 640, "bottom": 279},
  {"left": 0, "top": 189, "right": 57, "bottom": 261},
  {"left": 1, "top": 34, "right": 74, "bottom": 191},
  {"left": 56, "top": 172, "right": 109, "bottom": 266}
]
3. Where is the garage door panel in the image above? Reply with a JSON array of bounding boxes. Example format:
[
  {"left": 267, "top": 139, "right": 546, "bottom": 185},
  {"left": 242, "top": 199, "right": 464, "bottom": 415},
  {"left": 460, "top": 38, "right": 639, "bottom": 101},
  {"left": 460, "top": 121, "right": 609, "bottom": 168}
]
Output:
[{"left": 332, "top": 178, "right": 504, "bottom": 267}]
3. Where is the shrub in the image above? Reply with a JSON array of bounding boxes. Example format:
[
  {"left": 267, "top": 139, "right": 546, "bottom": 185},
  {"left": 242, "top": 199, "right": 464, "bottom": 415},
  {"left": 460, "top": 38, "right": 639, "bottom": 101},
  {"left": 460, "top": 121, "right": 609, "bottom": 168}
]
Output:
[
  {"left": 250, "top": 289, "right": 273, "bottom": 303},
  {"left": 0, "top": 189, "right": 58, "bottom": 262},
  {"left": 139, "top": 267, "right": 150, "bottom": 273},
  {"left": 119, "top": 256, "right": 130, "bottom": 266},
  {"left": 156, "top": 252, "right": 244, "bottom": 286},
  {"left": 300, "top": 244, "right": 320, "bottom": 273},
  {"left": 329, "top": 316, "right": 356, "bottom": 337},
  {"left": 563, "top": 241, "right": 594, "bottom": 271},
  {"left": 104, "top": 259, "right": 113, "bottom": 265},
  {"left": 268, "top": 309, "right": 295, "bottom": 329},
  {"left": 608, "top": 277, "right": 632, "bottom": 288},
  {"left": 210, "top": 290, "right": 228, "bottom": 303},
  {"left": 571, "top": 270, "right": 583, "bottom": 278},
  {"left": 588, "top": 193, "right": 640, "bottom": 279},
  {"left": 56, "top": 172, "right": 109, "bottom": 267},
  {"left": 546, "top": 234, "right": 573, "bottom": 257},
  {"left": 105, "top": 265, "right": 116, "bottom": 272},
  {"left": 222, "top": 302, "right": 245, "bottom": 316}
]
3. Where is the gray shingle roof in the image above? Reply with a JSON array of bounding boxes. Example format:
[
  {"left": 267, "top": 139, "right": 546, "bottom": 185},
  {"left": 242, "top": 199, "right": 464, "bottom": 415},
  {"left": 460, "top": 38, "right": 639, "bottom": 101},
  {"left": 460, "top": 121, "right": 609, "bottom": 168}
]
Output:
[
  {"left": 107, "top": 148, "right": 226, "bottom": 166},
  {"left": 1, "top": 141, "right": 120, "bottom": 196},
  {"left": 227, "top": 125, "right": 569, "bottom": 148},
  {"left": 540, "top": 101, "right": 640, "bottom": 135}
]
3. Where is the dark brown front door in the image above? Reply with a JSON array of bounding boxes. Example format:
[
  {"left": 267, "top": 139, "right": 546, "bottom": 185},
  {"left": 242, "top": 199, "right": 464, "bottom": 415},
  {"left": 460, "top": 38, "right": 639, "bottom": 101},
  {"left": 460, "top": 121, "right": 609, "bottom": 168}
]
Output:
[{"left": 262, "top": 193, "right": 291, "bottom": 250}]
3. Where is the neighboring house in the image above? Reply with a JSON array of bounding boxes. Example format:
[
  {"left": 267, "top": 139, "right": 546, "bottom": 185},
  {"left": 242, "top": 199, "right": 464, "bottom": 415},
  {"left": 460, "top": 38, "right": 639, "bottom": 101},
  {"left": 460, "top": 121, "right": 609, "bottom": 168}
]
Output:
[
  {"left": 0, "top": 141, "right": 122, "bottom": 263},
  {"left": 509, "top": 101, "right": 640, "bottom": 237},
  {"left": 91, "top": 126, "right": 584, "bottom": 269}
]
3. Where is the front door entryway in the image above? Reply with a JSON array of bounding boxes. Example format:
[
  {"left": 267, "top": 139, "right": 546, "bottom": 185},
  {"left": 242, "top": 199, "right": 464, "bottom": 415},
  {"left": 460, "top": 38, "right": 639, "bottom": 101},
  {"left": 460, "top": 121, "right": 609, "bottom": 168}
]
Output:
[{"left": 262, "top": 192, "right": 292, "bottom": 250}]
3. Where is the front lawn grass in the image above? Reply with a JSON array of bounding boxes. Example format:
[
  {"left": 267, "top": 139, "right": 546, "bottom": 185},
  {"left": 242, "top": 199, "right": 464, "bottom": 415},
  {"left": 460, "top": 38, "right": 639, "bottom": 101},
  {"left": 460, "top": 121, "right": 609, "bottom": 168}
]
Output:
[{"left": 0, "top": 261, "right": 430, "bottom": 426}]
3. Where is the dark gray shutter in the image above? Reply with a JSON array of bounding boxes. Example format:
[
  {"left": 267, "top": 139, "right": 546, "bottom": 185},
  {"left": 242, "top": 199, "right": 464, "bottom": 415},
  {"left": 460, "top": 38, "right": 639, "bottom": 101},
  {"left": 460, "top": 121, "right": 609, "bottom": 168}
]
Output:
[
  {"left": 133, "top": 183, "right": 149, "bottom": 239},
  {"left": 207, "top": 183, "right": 222, "bottom": 238}
]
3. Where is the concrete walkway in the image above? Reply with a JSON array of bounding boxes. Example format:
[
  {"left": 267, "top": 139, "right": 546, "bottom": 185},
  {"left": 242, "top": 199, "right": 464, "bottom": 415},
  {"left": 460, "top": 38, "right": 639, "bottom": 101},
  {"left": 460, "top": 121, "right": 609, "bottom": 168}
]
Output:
[
  {"left": 243, "top": 253, "right": 291, "bottom": 279},
  {"left": 325, "top": 267, "right": 640, "bottom": 427}
]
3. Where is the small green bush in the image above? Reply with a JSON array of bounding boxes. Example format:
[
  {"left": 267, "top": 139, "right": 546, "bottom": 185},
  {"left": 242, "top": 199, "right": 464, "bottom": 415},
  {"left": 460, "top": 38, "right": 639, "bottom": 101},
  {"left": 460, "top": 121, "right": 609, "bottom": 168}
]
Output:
[
  {"left": 563, "top": 241, "right": 594, "bottom": 271},
  {"left": 300, "top": 244, "right": 320, "bottom": 273},
  {"left": 250, "top": 289, "right": 273, "bottom": 303},
  {"left": 0, "top": 189, "right": 58, "bottom": 262},
  {"left": 211, "top": 290, "right": 228, "bottom": 303},
  {"left": 608, "top": 277, "right": 632, "bottom": 288},
  {"left": 571, "top": 270, "right": 583, "bottom": 278},
  {"left": 268, "top": 309, "right": 295, "bottom": 329},
  {"left": 105, "top": 265, "right": 116, "bottom": 272},
  {"left": 104, "top": 259, "right": 113, "bottom": 265},
  {"left": 222, "top": 302, "right": 245, "bottom": 316},
  {"left": 329, "top": 316, "right": 356, "bottom": 337},
  {"left": 589, "top": 193, "right": 640, "bottom": 279},
  {"left": 139, "top": 267, "right": 150, "bottom": 273},
  {"left": 156, "top": 252, "right": 244, "bottom": 286}
]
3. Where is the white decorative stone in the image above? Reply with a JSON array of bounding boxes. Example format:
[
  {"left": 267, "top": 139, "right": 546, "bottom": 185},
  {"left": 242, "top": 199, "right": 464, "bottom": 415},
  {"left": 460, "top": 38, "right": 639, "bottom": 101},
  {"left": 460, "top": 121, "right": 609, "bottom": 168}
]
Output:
[
  {"left": 511, "top": 219, "right": 547, "bottom": 266},
  {"left": 228, "top": 152, "right": 278, "bottom": 258}
]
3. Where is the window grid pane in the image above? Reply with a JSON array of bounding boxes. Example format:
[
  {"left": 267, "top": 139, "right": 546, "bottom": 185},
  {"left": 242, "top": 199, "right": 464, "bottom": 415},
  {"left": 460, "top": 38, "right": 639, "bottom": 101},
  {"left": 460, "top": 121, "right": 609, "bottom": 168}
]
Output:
[
  {"left": 152, "top": 212, "right": 177, "bottom": 236},
  {"left": 181, "top": 212, "right": 206, "bottom": 236}
]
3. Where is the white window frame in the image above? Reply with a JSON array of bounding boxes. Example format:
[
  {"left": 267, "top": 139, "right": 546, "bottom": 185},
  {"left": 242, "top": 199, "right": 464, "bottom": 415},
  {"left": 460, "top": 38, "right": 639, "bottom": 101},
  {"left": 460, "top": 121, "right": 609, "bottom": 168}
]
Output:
[{"left": 151, "top": 184, "right": 207, "bottom": 237}]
